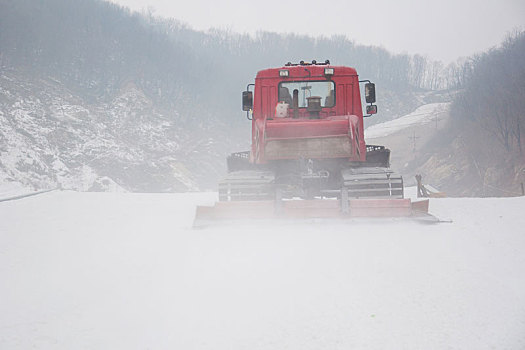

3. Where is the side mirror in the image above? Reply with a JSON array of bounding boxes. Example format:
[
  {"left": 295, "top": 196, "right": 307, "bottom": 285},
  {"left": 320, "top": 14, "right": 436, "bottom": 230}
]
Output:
[
  {"left": 366, "top": 105, "right": 378, "bottom": 115},
  {"left": 242, "top": 91, "right": 253, "bottom": 111},
  {"left": 365, "top": 83, "right": 376, "bottom": 104}
]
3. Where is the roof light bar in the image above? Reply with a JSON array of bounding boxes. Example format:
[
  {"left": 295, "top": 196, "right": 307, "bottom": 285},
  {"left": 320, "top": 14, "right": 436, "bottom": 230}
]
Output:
[{"left": 284, "top": 60, "right": 331, "bottom": 66}]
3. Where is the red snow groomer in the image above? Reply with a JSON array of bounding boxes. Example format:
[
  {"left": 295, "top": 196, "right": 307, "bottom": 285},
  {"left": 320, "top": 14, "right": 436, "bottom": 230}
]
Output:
[{"left": 195, "top": 60, "right": 431, "bottom": 226}]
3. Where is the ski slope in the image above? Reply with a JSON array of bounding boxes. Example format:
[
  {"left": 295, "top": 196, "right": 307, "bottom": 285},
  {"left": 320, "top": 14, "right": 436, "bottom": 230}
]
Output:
[
  {"left": 1, "top": 191, "right": 525, "bottom": 349},
  {"left": 365, "top": 103, "right": 449, "bottom": 139}
]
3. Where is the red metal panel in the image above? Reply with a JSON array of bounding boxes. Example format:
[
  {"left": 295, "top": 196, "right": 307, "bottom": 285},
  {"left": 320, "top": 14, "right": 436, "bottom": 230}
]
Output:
[
  {"left": 269, "top": 86, "right": 277, "bottom": 119},
  {"left": 196, "top": 201, "right": 276, "bottom": 220},
  {"left": 251, "top": 64, "right": 366, "bottom": 164},
  {"left": 194, "top": 198, "right": 418, "bottom": 223},
  {"left": 265, "top": 136, "right": 352, "bottom": 160},
  {"left": 348, "top": 199, "right": 412, "bottom": 217},
  {"left": 336, "top": 84, "right": 346, "bottom": 115},
  {"left": 255, "top": 118, "right": 266, "bottom": 163},
  {"left": 347, "top": 84, "right": 354, "bottom": 115},
  {"left": 262, "top": 86, "right": 269, "bottom": 119},
  {"left": 281, "top": 199, "right": 341, "bottom": 218},
  {"left": 411, "top": 199, "right": 429, "bottom": 213},
  {"left": 352, "top": 81, "right": 366, "bottom": 160},
  {"left": 255, "top": 65, "right": 358, "bottom": 80},
  {"left": 265, "top": 117, "right": 350, "bottom": 139}
]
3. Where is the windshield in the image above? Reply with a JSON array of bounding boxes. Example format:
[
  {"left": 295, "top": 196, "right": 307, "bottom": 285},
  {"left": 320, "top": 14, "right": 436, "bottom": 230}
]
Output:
[{"left": 278, "top": 81, "right": 335, "bottom": 108}]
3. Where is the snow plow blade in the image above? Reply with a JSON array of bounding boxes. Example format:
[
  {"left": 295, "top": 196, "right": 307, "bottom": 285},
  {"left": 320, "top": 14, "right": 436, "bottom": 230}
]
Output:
[{"left": 193, "top": 198, "right": 434, "bottom": 228}]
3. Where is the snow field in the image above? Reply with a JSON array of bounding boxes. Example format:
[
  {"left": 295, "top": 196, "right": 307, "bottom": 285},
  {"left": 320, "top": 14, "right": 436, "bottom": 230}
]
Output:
[{"left": 1, "top": 191, "right": 525, "bottom": 349}]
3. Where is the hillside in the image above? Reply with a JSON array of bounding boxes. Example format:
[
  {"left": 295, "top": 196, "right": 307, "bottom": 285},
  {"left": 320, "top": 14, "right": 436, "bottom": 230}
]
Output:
[
  {"left": 366, "top": 100, "right": 524, "bottom": 197},
  {"left": 366, "top": 32, "right": 525, "bottom": 197},
  {"left": 422, "top": 32, "right": 525, "bottom": 197},
  {"left": 0, "top": 67, "right": 231, "bottom": 192}
]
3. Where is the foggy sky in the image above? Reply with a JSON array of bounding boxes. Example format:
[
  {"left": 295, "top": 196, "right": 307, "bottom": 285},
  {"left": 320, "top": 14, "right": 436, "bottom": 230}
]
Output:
[{"left": 108, "top": 0, "right": 524, "bottom": 63}]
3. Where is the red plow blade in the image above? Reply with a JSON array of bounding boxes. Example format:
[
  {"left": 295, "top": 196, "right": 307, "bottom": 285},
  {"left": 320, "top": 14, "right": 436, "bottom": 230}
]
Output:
[{"left": 194, "top": 198, "right": 434, "bottom": 227}]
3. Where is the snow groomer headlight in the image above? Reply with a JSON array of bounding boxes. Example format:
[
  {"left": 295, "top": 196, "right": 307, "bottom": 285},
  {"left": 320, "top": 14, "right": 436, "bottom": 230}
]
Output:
[{"left": 324, "top": 68, "right": 334, "bottom": 77}]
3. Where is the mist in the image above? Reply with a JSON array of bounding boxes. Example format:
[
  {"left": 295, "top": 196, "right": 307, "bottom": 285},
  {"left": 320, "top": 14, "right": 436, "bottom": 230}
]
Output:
[
  {"left": 4, "top": 0, "right": 523, "bottom": 195},
  {"left": 2, "top": 0, "right": 525, "bottom": 348},
  {"left": 109, "top": 0, "right": 525, "bottom": 64}
]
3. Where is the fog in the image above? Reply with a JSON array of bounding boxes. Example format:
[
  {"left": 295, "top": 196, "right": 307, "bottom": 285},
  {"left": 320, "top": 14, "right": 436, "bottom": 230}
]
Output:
[
  {"left": 1, "top": 0, "right": 524, "bottom": 195},
  {"left": 108, "top": 0, "right": 525, "bottom": 63},
  {"left": 1, "top": 0, "right": 525, "bottom": 348}
]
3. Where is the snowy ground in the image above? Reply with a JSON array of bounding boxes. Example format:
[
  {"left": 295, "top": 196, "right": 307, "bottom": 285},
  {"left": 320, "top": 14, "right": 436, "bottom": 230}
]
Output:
[
  {"left": 0, "top": 180, "right": 34, "bottom": 199},
  {"left": 1, "top": 191, "right": 525, "bottom": 349}
]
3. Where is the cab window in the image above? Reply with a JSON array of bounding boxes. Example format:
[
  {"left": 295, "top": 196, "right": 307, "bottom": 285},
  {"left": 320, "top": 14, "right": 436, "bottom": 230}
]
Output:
[{"left": 278, "top": 81, "right": 335, "bottom": 108}]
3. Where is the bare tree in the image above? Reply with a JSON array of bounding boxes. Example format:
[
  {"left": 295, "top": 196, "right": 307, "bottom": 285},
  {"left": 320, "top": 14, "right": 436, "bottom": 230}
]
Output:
[{"left": 452, "top": 30, "right": 525, "bottom": 158}]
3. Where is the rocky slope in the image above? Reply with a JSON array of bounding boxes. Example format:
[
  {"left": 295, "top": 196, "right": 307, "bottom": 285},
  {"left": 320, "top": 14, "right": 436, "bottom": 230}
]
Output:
[{"left": 0, "top": 67, "right": 202, "bottom": 192}]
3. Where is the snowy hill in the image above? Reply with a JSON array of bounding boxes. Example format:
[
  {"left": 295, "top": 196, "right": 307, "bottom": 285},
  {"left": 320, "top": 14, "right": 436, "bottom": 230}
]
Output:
[
  {"left": 0, "top": 68, "right": 200, "bottom": 192},
  {"left": 1, "top": 191, "right": 524, "bottom": 349}
]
